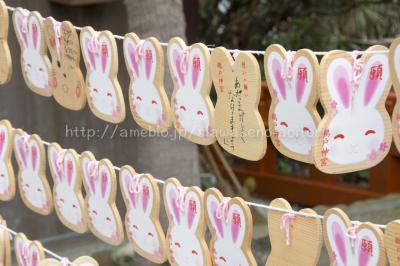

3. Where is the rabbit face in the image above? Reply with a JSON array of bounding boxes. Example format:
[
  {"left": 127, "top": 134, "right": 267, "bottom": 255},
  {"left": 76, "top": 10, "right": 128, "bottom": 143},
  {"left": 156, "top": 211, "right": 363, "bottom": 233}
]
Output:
[
  {"left": 168, "top": 41, "right": 214, "bottom": 140},
  {"left": 54, "top": 183, "right": 83, "bottom": 226},
  {"left": 322, "top": 53, "right": 390, "bottom": 165},
  {"left": 266, "top": 49, "right": 319, "bottom": 158},
  {"left": 88, "top": 74, "right": 118, "bottom": 116},
  {"left": 124, "top": 37, "right": 165, "bottom": 126},
  {"left": 87, "top": 195, "right": 117, "bottom": 240},
  {"left": 22, "top": 49, "right": 49, "bottom": 90},
  {"left": 165, "top": 182, "right": 206, "bottom": 266}
]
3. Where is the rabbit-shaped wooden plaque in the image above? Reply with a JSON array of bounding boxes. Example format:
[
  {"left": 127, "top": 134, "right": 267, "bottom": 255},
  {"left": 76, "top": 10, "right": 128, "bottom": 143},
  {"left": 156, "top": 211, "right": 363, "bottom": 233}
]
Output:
[
  {"left": 0, "top": 0, "right": 11, "bottom": 85},
  {"left": 389, "top": 38, "right": 400, "bottom": 153},
  {"left": 384, "top": 220, "right": 400, "bottom": 266},
  {"left": 163, "top": 178, "right": 211, "bottom": 266},
  {"left": 313, "top": 45, "right": 392, "bottom": 174},
  {"left": 323, "top": 208, "right": 386, "bottom": 266},
  {"left": 13, "top": 8, "right": 53, "bottom": 97},
  {"left": 210, "top": 47, "right": 267, "bottom": 161},
  {"left": 264, "top": 44, "right": 320, "bottom": 163},
  {"left": 0, "top": 120, "right": 15, "bottom": 202},
  {"left": 266, "top": 198, "right": 322, "bottom": 266},
  {"left": 80, "top": 27, "right": 125, "bottom": 123},
  {"left": 120, "top": 165, "right": 168, "bottom": 264},
  {"left": 39, "top": 256, "right": 99, "bottom": 266},
  {"left": 0, "top": 216, "right": 11, "bottom": 266},
  {"left": 14, "top": 233, "right": 45, "bottom": 266},
  {"left": 44, "top": 18, "right": 86, "bottom": 111},
  {"left": 13, "top": 129, "right": 53, "bottom": 215},
  {"left": 168, "top": 37, "right": 216, "bottom": 145},
  {"left": 123, "top": 33, "right": 171, "bottom": 132},
  {"left": 48, "top": 143, "right": 87, "bottom": 233},
  {"left": 205, "top": 188, "right": 256, "bottom": 266},
  {"left": 81, "top": 151, "right": 124, "bottom": 245}
]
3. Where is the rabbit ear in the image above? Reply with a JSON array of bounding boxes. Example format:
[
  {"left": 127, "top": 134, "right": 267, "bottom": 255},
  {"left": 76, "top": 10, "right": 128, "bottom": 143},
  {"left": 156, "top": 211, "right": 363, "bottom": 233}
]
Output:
[
  {"left": 98, "top": 34, "right": 114, "bottom": 75},
  {"left": 143, "top": 40, "right": 157, "bottom": 82},
  {"left": 206, "top": 194, "right": 224, "bottom": 239},
  {"left": 140, "top": 177, "right": 153, "bottom": 216},
  {"left": 81, "top": 157, "right": 96, "bottom": 194},
  {"left": 13, "top": 9, "right": 29, "bottom": 48},
  {"left": 326, "top": 58, "right": 352, "bottom": 111},
  {"left": 326, "top": 213, "right": 349, "bottom": 265},
  {"left": 356, "top": 227, "right": 380, "bottom": 265},
  {"left": 228, "top": 203, "right": 246, "bottom": 246},
  {"left": 185, "top": 190, "right": 201, "bottom": 232},
  {"left": 30, "top": 244, "right": 41, "bottom": 266},
  {"left": 64, "top": 152, "right": 77, "bottom": 187},
  {"left": 29, "top": 140, "right": 40, "bottom": 172},
  {"left": 168, "top": 43, "right": 185, "bottom": 87},
  {"left": 266, "top": 51, "right": 287, "bottom": 102},
  {"left": 0, "top": 127, "right": 8, "bottom": 159},
  {"left": 124, "top": 38, "right": 140, "bottom": 78},
  {"left": 290, "top": 55, "right": 314, "bottom": 106},
  {"left": 358, "top": 53, "right": 389, "bottom": 108},
  {"left": 81, "top": 30, "right": 97, "bottom": 71},
  {"left": 28, "top": 14, "right": 42, "bottom": 51},
  {"left": 98, "top": 164, "right": 112, "bottom": 199},
  {"left": 48, "top": 146, "right": 62, "bottom": 183},
  {"left": 121, "top": 169, "right": 137, "bottom": 208},
  {"left": 14, "top": 134, "right": 28, "bottom": 169},
  {"left": 187, "top": 47, "right": 206, "bottom": 92},
  {"left": 165, "top": 182, "right": 181, "bottom": 225}
]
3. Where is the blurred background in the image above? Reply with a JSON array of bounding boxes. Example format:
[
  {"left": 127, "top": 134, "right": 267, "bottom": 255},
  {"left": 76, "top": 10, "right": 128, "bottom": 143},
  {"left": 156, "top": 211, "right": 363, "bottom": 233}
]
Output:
[{"left": 1, "top": 0, "right": 400, "bottom": 265}]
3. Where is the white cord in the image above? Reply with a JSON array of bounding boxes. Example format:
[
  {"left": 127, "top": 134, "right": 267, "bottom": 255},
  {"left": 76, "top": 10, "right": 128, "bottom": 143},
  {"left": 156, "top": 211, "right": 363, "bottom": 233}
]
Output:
[{"left": 5, "top": 5, "right": 389, "bottom": 56}]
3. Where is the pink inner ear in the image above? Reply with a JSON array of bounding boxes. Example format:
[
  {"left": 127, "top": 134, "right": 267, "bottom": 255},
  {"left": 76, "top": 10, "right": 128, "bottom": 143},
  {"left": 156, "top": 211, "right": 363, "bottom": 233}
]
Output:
[
  {"left": 101, "top": 43, "right": 108, "bottom": 73},
  {"left": 334, "top": 66, "right": 351, "bottom": 109},
  {"left": 101, "top": 170, "right": 108, "bottom": 198},
  {"left": 31, "top": 22, "right": 38, "bottom": 50},
  {"left": 145, "top": 48, "right": 152, "bottom": 80},
  {"left": 358, "top": 236, "right": 371, "bottom": 266},
  {"left": 296, "top": 63, "right": 306, "bottom": 103},
  {"left": 210, "top": 201, "right": 224, "bottom": 237},
  {"left": 128, "top": 43, "right": 140, "bottom": 77},
  {"left": 187, "top": 196, "right": 196, "bottom": 229},
  {"left": 272, "top": 59, "right": 286, "bottom": 100},
  {"left": 17, "top": 17, "right": 28, "bottom": 47},
  {"left": 169, "top": 189, "right": 180, "bottom": 224},
  {"left": 85, "top": 38, "right": 96, "bottom": 71},
  {"left": 124, "top": 174, "right": 136, "bottom": 208},
  {"left": 31, "top": 145, "right": 38, "bottom": 171},
  {"left": 231, "top": 211, "right": 240, "bottom": 243},
  {"left": 0, "top": 131, "right": 5, "bottom": 155},
  {"left": 364, "top": 61, "right": 380, "bottom": 106},
  {"left": 191, "top": 55, "right": 200, "bottom": 89},
  {"left": 31, "top": 250, "right": 39, "bottom": 266},
  {"left": 142, "top": 184, "right": 150, "bottom": 212},
  {"left": 172, "top": 48, "right": 185, "bottom": 86},
  {"left": 332, "top": 221, "right": 347, "bottom": 264},
  {"left": 66, "top": 159, "right": 73, "bottom": 186}
]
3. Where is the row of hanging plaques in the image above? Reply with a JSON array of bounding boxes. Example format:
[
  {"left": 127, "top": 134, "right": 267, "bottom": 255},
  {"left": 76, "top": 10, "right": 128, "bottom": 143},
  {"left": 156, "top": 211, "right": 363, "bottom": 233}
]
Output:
[
  {"left": 3, "top": 118, "right": 400, "bottom": 265},
  {"left": 2, "top": 3, "right": 400, "bottom": 173}
]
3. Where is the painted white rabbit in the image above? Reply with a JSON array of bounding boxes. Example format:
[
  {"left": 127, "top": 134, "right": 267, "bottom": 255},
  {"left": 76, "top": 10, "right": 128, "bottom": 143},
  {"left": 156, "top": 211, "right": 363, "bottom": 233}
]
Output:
[
  {"left": 120, "top": 167, "right": 167, "bottom": 262},
  {"left": 81, "top": 27, "right": 125, "bottom": 123},
  {"left": 15, "top": 234, "right": 44, "bottom": 266},
  {"left": 124, "top": 34, "right": 170, "bottom": 130},
  {"left": 325, "top": 211, "right": 383, "bottom": 266},
  {"left": 81, "top": 152, "right": 123, "bottom": 245},
  {"left": 322, "top": 48, "right": 390, "bottom": 166},
  {"left": 164, "top": 180, "right": 210, "bottom": 266},
  {"left": 168, "top": 38, "right": 215, "bottom": 143},
  {"left": 13, "top": 8, "right": 52, "bottom": 96},
  {"left": 14, "top": 132, "right": 52, "bottom": 214},
  {"left": 48, "top": 144, "right": 87, "bottom": 233},
  {"left": 206, "top": 193, "right": 255, "bottom": 266},
  {"left": 266, "top": 47, "right": 319, "bottom": 159},
  {"left": 0, "top": 120, "right": 14, "bottom": 200}
]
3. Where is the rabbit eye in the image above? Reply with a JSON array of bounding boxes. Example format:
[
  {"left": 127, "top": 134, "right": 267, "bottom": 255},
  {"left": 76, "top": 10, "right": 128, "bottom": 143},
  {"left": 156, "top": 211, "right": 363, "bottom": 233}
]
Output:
[
  {"left": 106, "top": 217, "right": 112, "bottom": 222},
  {"left": 148, "top": 232, "right": 154, "bottom": 237},
  {"left": 180, "top": 106, "right": 186, "bottom": 111},
  {"left": 93, "top": 88, "right": 99, "bottom": 93},
  {"left": 151, "top": 100, "right": 158, "bottom": 105},
  {"left": 36, "top": 188, "right": 42, "bottom": 192},
  {"left": 39, "top": 68, "right": 44, "bottom": 72},
  {"left": 132, "top": 225, "right": 139, "bottom": 230},
  {"left": 334, "top": 134, "right": 345, "bottom": 140},
  {"left": 63, "top": 73, "right": 67, "bottom": 79},
  {"left": 92, "top": 210, "right": 98, "bottom": 215},
  {"left": 25, "top": 184, "right": 30, "bottom": 188},
  {"left": 280, "top": 121, "right": 288, "bottom": 127},
  {"left": 136, "top": 96, "right": 142, "bottom": 101},
  {"left": 219, "top": 256, "right": 226, "bottom": 262},
  {"left": 365, "top": 129, "right": 376, "bottom": 136},
  {"left": 303, "top": 127, "right": 311, "bottom": 133},
  {"left": 0, "top": 173, "right": 4, "bottom": 177},
  {"left": 59, "top": 198, "right": 64, "bottom": 203},
  {"left": 72, "top": 204, "right": 77, "bottom": 208},
  {"left": 174, "top": 242, "right": 181, "bottom": 248},
  {"left": 27, "top": 64, "right": 32, "bottom": 68},
  {"left": 107, "top": 92, "right": 113, "bottom": 97},
  {"left": 192, "top": 250, "right": 198, "bottom": 255},
  {"left": 197, "top": 110, "right": 204, "bottom": 116},
  {"left": 57, "top": 61, "right": 61, "bottom": 68}
]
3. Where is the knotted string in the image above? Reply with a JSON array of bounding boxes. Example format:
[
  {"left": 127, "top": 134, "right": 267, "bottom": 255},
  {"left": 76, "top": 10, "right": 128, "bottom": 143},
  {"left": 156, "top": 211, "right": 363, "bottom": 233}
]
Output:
[
  {"left": 56, "top": 149, "right": 67, "bottom": 176},
  {"left": 48, "top": 17, "right": 62, "bottom": 58},
  {"left": 87, "top": 160, "right": 99, "bottom": 179},
  {"left": 280, "top": 212, "right": 297, "bottom": 245},
  {"left": 351, "top": 51, "right": 364, "bottom": 87},
  {"left": 176, "top": 186, "right": 188, "bottom": 211},
  {"left": 281, "top": 51, "right": 295, "bottom": 85},
  {"left": 134, "top": 40, "right": 145, "bottom": 62},
  {"left": 88, "top": 32, "right": 101, "bottom": 54},
  {"left": 216, "top": 197, "right": 231, "bottom": 223},
  {"left": 128, "top": 173, "right": 144, "bottom": 194},
  {"left": 19, "top": 132, "right": 30, "bottom": 155},
  {"left": 19, "top": 8, "right": 29, "bottom": 33},
  {"left": 22, "top": 242, "right": 30, "bottom": 262},
  {"left": 346, "top": 221, "right": 361, "bottom": 252},
  {"left": 179, "top": 47, "right": 191, "bottom": 74},
  {"left": 230, "top": 49, "right": 240, "bottom": 68}
]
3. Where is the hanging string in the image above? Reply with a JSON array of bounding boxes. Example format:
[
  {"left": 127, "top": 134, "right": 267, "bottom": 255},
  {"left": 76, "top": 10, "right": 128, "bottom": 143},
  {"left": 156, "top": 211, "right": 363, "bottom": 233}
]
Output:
[{"left": 4, "top": 5, "right": 389, "bottom": 56}]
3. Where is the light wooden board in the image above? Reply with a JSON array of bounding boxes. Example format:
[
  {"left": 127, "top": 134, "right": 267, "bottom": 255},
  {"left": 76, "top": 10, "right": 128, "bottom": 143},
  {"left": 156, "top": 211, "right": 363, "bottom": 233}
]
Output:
[
  {"left": 0, "top": 120, "right": 16, "bottom": 201},
  {"left": 384, "top": 220, "right": 400, "bottom": 266},
  {"left": 167, "top": 37, "right": 216, "bottom": 145},
  {"left": 163, "top": 178, "right": 211, "bottom": 266},
  {"left": 80, "top": 151, "right": 124, "bottom": 245},
  {"left": 13, "top": 8, "right": 53, "bottom": 97},
  {"left": 47, "top": 143, "right": 88, "bottom": 233},
  {"left": 323, "top": 208, "right": 386, "bottom": 266},
  {"left": 389, "top": 38, "right": 400, "bottom": 153},
  {"left": 264, "top": 44, "right": 320, "bottom": 163},
  {"left": 204, "top": 188, "right": 256, "bottom": 266},
  {"left": 44, "top": 18, "right": 86, "bottom": 110},
  {"left": 210, "top": 47, "right": 267, "bottom": 161},
  {"left": 123, "top": 33, "right": 171, "bottom": 132},
  {"left": 0, "top": 216, "right": 11, "bottom": 266},
  {"left": 13, "top": 129, "right": 53, "bottom": 215},
  {"left": 80, "top": 27, "right": 125, "bottom": 123},
  {"left": 313, "top": 45, "right": 392, "bottom": 173},
  {"left": 0, "top": 0, "right": 12, "bottom": 85},
  {"left": 265, "top": 198, "right": 322, "bottom": 266}
]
